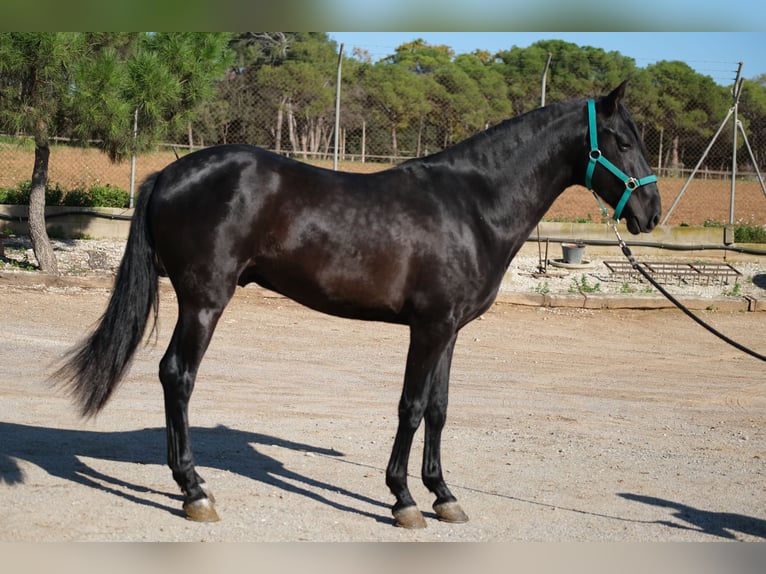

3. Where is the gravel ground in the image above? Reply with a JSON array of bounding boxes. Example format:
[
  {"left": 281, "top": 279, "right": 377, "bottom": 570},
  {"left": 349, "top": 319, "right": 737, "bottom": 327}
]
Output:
[{"left": 1, "top": 236, "right": 765, "bottom": 544}]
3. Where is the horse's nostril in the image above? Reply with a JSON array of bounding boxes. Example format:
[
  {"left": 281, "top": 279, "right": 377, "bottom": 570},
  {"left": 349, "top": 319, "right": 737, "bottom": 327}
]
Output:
[{"left": 651, "top": 214, "right": 660, "bottom": 228}]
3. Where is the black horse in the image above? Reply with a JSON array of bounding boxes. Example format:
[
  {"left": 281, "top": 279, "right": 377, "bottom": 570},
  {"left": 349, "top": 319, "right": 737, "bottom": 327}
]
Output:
[{"left": 54, "top": 82, "right": 661, "bottom": 528}]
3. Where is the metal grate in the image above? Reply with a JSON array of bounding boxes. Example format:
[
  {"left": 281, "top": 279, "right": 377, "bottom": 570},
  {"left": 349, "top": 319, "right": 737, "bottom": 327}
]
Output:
[{"left": 603, "top": 260, "right": 742, "bottom": 286}]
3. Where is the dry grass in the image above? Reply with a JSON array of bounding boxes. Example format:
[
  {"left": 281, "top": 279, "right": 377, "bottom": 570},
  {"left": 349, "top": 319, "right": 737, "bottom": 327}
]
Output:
[
  {"left": 0, "top": 142, "right": 178, "bottom": 192},
  {"left": 1, "top": 143, "right": 764, "bottom": 226},
  {"left": 546, "top": 179, "right": 766, "bottom": 227}
]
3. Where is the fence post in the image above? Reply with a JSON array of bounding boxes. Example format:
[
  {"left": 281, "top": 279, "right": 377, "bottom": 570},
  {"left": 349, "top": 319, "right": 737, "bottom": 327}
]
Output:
[
  {"left": 540, "top": 52, "right": 552, "bottom": 107},
  {"left": 333, "top": 43, "right": 344, "bottom": 171},
  {"left": 729, "top": 64, "right": 744, "bottom": 225},
  {"left": 129, "top": 108, "right": 138, "bottom": 209}
]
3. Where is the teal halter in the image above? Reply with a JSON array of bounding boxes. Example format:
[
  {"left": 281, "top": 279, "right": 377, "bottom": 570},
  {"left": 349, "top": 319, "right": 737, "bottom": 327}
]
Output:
[{"left": 584, "top": 99, "right": 657, "bottom": 221}]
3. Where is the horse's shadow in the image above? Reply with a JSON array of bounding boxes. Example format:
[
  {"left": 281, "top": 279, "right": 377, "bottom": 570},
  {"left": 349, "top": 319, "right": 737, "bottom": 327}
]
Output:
[
  {"left": 0, "top": 421, "right": 391, "bottom": 523},
  {"left": 619, "top": 492, "right": 766, "bottom": 540}
]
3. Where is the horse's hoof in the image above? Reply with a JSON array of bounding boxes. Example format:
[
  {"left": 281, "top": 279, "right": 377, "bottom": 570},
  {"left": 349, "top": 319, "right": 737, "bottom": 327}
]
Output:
[
  {"left": 393, "top": 505, "right": 427, "bottom": 529},
  {"left": 433, "top": 501, "right": 469, "bottom": 524},
  {"left": 183, "top": 497, "right": 220, "bottom": 522},
  {"left": 200, "top": 483, "right": 216, "bottom": 504}
]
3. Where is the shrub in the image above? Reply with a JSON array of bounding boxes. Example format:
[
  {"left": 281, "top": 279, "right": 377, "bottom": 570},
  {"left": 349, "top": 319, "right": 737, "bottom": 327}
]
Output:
[
  {"left": 0, "top": 181, "right": 129, "bottom": 208},
  {"left": 93, "top": 184, "right": 130, "bottom": 208},
  {"left": 734, "top": 224, "right": 766, "bottom": 243},
  {"left": 0, "top": 180, "right": 64, "bottom": 205},
  {"left": 64, "top": 184, "right": 130, "bottom": 208}
]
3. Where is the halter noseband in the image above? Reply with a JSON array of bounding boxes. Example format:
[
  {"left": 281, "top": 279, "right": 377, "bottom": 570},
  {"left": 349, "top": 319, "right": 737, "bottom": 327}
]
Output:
[{"left": 584, "top": 99, "right": 657, "bottom": 221}]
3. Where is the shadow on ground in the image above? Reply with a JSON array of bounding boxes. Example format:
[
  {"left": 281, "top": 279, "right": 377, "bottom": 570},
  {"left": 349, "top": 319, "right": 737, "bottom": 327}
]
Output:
[
  {"left": 0, "top": 421, "right": 391, "bottom": 523},
  {"left": 619, "top": 492, "right": 766, "bottom": 540}
]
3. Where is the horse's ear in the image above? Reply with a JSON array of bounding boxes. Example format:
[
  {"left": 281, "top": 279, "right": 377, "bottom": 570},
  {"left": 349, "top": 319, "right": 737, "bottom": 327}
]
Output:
[{"left": 602, "top": 80, "right": 628, "bottom": 115}]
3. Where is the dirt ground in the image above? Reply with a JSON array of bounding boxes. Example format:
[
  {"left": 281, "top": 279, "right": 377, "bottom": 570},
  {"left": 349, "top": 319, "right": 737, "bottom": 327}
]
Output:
[{"left": 0, "top": 273, "right": 765, "bottom": 542}]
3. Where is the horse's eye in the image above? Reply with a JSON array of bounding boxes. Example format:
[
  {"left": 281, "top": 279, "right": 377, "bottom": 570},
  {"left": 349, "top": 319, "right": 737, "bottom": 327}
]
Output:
[{"left": 618, "top": 141, "right": 631, "bottom": 152}]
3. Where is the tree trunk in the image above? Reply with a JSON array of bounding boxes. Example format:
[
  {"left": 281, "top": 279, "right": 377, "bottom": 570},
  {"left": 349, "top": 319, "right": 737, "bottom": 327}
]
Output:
[
  {"left": 671, "top": 134, "right": 680, "bottom": 177},
  {"left": 29, "top": 142, "right": 59, "bottom": 275},
  {"left": 361, "top": 120, "right": 366, "bottom": 164},
  {"left": 391, "top": 124, "right": 398, "bottom": 158},
  {"left": 286, "top": 103, "right": 298, "bottom": 155},
  {"left": 275, "top": 104, "right": 284, "bottom": 153},
  {"left": 416, "top": 116, "right": 424, "bottom": 157}
]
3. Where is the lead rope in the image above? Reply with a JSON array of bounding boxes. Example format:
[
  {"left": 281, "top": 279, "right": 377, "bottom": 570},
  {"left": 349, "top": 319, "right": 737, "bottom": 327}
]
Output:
[{"left": 591, "top": 191, "right": 766, "bottom": 363}]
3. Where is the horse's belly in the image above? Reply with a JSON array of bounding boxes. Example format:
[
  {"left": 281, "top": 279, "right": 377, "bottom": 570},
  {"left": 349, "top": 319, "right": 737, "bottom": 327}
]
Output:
[{"left": 244, "top": 250, "right": 411, "bottom": 322}]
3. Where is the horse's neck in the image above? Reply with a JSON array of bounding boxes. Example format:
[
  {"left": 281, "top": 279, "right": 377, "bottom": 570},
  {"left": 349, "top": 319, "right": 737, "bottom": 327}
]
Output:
[
  {"left": 491, "top": 102, "right": 581, "bottom": 199},
  {"left": 476, "top": 102, "right": 583, "bottom": 224}
]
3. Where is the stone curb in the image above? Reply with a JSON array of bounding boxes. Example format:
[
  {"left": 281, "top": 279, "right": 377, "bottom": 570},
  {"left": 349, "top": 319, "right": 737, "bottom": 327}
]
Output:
[{"left": 495, "top": 291, "right": 762, "bottom": 312}]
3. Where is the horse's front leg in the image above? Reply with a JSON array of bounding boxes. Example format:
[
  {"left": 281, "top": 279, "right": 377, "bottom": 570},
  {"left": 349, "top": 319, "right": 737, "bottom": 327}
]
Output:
[
  {"left": 159, "top": 305, "right": 224, "bottom": 522},
  {"left": 386, "top": 323, "right": 460, "bottom": 528}
]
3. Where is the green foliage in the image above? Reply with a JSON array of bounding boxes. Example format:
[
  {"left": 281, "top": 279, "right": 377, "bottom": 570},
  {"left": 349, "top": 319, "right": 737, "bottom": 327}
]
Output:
[
  {"left": 219, "top": 33, "right": 766, "bottom": 170},
  {"left": 62, "top": 185, "right": 130, "bottom": 208},
  {"left": 454, "top": 53, "right": 512, "bottom": 126},
  {"left": 734, "top": 224, "right": 766, "bottom": 243},
  {"left": 722, "top": 280, "right": 742, "bottom": 297},
  {"left": 569, "top": 275, "right": 601, "bottom": 293},
  {"left": 0, "top": 32, "right": 234, "bottom": 163},
  {"left": 0, "top": 181, "right": 128, "bottom": 207},
  {"left": 703, "top": 218, "right": 766, "bottom": 242},
  {"left": 495, "top": 39, "right": 639, "bottom": 114},
  {"left": 0, "top": 181, "right": 63, "bottom": 205},
  {"left": 0, "top": 33, "right": 86, "bottom": 143},
  {"left": 542, "top": 214, "right": 594, "bottom": 224},
  {"left": 4, "top": 253, "right": 37, "bottom": 271},
  {"left": 645, "top": 60, "right": 730, "bottom": 171},
  {"left": 619, "top": 282, "right": 637, "bottom": 294}
]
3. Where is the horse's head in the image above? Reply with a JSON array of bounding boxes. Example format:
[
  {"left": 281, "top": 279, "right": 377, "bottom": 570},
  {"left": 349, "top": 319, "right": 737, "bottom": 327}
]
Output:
[{"left": 583, "top": 81, "right": 662, "bottom": 234}]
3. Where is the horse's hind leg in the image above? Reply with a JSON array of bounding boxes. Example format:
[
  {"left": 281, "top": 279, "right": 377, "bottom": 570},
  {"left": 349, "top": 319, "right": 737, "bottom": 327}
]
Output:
[
  {"left": 159, "top": 299, "right": 228, "bottom": 522},
  {"left": 386, "top": 322, "right": 459, "bottom": 528}
]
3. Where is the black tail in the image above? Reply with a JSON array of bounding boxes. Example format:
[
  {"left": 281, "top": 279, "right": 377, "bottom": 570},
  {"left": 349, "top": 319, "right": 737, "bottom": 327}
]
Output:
[{"left": 52, "top": 172, "right": 161, "bottom": 417}]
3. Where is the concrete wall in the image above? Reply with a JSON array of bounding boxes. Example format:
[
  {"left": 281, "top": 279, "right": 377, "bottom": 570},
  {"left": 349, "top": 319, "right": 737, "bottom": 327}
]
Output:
[{"left": 0, "top": 205, "right": 132, "bottom": 240}]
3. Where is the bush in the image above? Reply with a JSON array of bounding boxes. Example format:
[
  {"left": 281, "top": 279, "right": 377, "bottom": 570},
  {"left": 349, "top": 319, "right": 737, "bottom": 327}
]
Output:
[
  {"left": 0, "top": 181, "right": 129, "bottom": 208},
  {"left": 711, "top": 217, "right": 766, "bottom": 243},
  {"left": 90, "top": 184, "right": 130, "bottom": 208},
  {"left": 62, "top": 184, "right": 130, "bottom": 208},
  {"left": 734, "top": 224, "right": 766, "bottom": 243},
  {"left": 0, "top": 180, "right": 64, "bottom": 205}
]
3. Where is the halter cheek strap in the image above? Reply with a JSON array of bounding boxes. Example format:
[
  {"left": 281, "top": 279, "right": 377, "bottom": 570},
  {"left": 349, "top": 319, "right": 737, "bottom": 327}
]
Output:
[{"left": 584, "top": 99, "right": 657, "bottom": 221}]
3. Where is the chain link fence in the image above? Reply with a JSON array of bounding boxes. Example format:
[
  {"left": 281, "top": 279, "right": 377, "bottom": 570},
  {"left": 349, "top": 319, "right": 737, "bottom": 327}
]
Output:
[{"left": 1, "top": 63, "right": 764, "bottom": 227}]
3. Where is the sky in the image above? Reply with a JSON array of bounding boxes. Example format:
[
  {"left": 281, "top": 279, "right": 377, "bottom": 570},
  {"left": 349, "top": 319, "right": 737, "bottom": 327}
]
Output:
[{"left": 328, "top": 32, "right": 766, "bottom": 86}]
